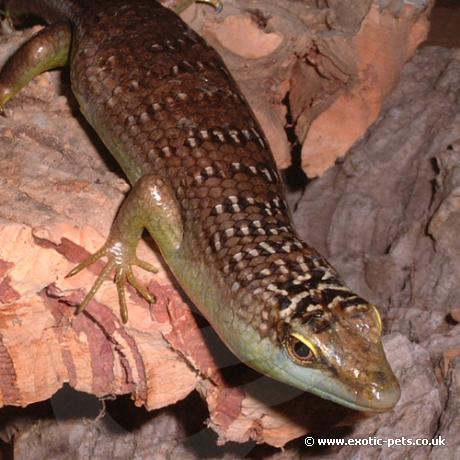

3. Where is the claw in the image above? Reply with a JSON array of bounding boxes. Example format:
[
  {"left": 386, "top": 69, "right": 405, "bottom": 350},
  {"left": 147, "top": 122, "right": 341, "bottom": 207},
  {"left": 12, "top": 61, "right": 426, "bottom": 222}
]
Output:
[{"left": 126, "top": 268, "right": 156, "bottom": 304}]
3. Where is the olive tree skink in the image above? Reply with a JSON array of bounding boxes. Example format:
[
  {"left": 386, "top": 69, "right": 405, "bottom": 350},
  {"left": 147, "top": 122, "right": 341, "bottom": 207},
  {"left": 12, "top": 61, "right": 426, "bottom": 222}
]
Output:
[{"left": 0, "top": 0, "right": 400, "bottom": 411}]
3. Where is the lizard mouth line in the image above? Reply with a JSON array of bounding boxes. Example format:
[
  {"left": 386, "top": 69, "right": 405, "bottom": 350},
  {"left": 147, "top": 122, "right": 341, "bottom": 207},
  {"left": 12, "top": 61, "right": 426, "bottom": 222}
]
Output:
[{"left": 247, "top": 349, "right": 401, "bottom": 412}]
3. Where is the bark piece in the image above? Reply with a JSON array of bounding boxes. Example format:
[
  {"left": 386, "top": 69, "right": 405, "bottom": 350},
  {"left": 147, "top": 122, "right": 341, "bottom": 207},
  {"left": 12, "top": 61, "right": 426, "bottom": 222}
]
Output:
[{"left": 183, "top": 0, "right": 433, "bottom": 176}]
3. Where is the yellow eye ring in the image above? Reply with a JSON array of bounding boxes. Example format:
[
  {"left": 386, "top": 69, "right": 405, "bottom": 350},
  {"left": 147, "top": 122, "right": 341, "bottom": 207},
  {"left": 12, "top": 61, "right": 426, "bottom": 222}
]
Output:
[
  {"left": 371, "top": 305, "right": 383, "bottom": 335},
  {"left": 286, "top": 332, "right": 319, "bottom": 364}
]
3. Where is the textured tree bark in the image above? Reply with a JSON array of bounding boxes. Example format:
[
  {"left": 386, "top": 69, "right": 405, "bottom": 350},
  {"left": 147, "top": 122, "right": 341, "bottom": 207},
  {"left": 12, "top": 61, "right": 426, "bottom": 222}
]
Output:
[
  {"left": 182, "top": 0, "right": 433, "bottom": 176},
  {"left": 0, "top": 0, "right": 437, "bottom": 450}
]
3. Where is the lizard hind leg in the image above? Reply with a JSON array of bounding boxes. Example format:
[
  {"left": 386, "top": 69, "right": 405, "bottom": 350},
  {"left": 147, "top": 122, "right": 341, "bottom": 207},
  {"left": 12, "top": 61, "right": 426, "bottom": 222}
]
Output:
[
  {"left": 66, "top": 174, "right": 184, "bottom": 324},
  {"left": 0, "top": 21, "right": 71, "bottom": 112},
  {"left": 173, "top": 0, "right": 223, "bottom": 15}
]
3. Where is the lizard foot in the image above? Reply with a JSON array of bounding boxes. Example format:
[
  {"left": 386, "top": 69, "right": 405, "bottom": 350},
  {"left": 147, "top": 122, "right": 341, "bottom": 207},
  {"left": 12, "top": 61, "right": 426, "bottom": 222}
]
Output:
[
  {"left": 173, "top": 0, "right": 223, "bottom": 14},
  {"left": 66, "top": 240, "right": 158, "bottom": 323}
]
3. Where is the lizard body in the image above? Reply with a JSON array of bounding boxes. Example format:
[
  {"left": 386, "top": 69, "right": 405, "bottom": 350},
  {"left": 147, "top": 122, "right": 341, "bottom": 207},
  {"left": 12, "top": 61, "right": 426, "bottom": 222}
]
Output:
[{"left": 0, "top": 0, "right": 400, "bottom": 411}]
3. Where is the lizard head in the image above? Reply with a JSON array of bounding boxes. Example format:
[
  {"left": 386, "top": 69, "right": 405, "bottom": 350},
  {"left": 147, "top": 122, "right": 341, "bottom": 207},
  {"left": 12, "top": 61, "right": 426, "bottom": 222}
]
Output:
[
  {"left": 273, "top": 296, "right": 401, "bottom": 412},
  {"left": 232, "top": 241, "right": 402, "bottom": 412},
  {"left": 221, "top": 246, "right": 401, "bottom": 411}
]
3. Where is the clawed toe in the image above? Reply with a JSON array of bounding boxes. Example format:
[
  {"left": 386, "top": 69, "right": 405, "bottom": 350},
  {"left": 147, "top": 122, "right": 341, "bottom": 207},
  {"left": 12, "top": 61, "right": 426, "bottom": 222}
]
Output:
[{"left": 65, "top": 246, "right": 110, "bottom": 279}]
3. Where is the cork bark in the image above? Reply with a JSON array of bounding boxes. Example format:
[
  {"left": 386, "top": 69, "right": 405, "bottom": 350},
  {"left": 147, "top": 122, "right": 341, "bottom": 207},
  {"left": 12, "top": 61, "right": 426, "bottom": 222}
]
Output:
[
  {"left": 0, "top": 0, "right": 435, "bottom": 449},
  {"left": 182, "top": 0, "right": 433, "bottom": 176}
]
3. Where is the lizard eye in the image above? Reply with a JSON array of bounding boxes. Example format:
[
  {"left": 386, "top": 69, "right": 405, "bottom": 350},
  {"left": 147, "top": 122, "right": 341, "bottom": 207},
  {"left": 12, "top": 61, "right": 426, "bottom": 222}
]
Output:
[{"left": 286, "top": 332, "right": 317, "bottom": 364}]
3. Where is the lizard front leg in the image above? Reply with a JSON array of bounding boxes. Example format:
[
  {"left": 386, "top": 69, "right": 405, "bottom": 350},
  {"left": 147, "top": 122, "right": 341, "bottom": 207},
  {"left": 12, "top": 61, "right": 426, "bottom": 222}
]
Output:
[{"left": 67, "top": 174, "right": 184, "bottom": 323}]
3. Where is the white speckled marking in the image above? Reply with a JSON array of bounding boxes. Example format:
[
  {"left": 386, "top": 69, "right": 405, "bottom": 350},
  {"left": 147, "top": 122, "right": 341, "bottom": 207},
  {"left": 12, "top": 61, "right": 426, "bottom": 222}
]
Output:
[
  {"left": 231, "top": 281, "right": 241, "bottom": 292},
  {"left": 161, "top": 146, "right": 172, "bottom": 157},
  {"left": 212, "top": 130, "right": 225, "bottom": 142},
  {"left": 229, "top": 130, "right": 240, "bottom": 143},
  {"left": 259, "top": 242, "right": 276, "bottom": 254},
  {"left": 281, "top": 243, "right": 292, "bottom": 253},
  {"left": 214, "top": 204, "right": 224, "bottom": 214}
]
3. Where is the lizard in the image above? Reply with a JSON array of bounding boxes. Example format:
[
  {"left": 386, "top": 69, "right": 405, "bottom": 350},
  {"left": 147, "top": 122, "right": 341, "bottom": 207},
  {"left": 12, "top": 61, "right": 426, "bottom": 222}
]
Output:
[{"left": 0, "top": 0, "right": 400, "bottom": 411}]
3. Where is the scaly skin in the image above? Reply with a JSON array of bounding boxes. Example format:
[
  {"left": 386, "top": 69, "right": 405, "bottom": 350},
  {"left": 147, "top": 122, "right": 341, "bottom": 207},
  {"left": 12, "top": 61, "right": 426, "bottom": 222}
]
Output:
[{"left": 1, "top": 0, "right": 400, "bottom": 411}]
